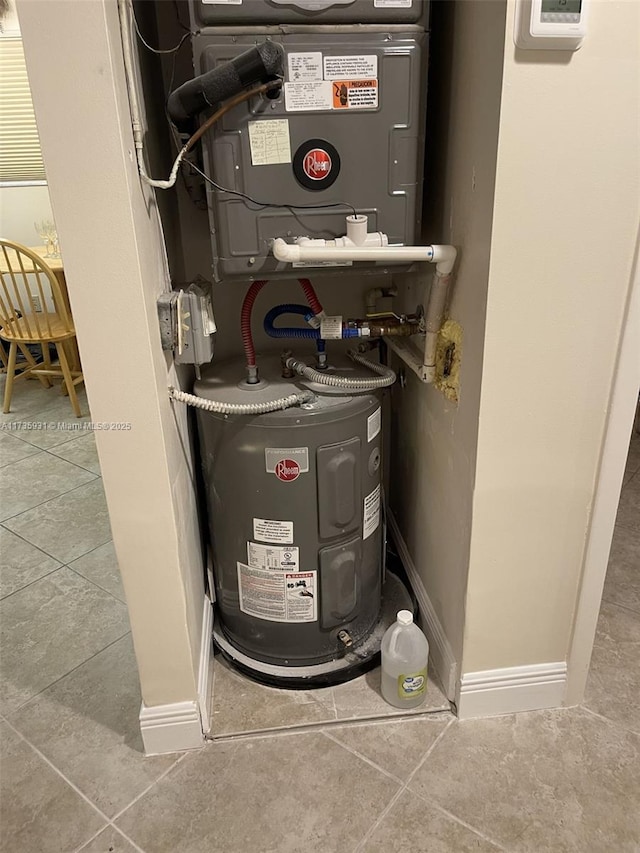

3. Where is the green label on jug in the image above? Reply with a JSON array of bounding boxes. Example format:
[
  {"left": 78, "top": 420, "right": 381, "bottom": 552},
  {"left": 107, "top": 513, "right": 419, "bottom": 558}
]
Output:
[{"left": 398, "top": 669, "right": 427, "bottom": 699}]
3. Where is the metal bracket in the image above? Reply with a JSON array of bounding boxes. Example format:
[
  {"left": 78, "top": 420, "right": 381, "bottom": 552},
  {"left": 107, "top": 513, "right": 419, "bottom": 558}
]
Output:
[{"left": 384, "top": 336, "right": 431, "bottom": 383}]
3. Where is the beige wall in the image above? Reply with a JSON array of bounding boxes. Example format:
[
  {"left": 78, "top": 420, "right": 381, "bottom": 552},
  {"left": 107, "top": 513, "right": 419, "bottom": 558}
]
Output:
[
  {"left": 0, "top": 185, "right": 53, "bottom": 246},
  {"left": 462, "top": 0, "right": 640, "bottom": 674},
  {"left": 17, "top": 0, "right": 206, "bottom": 708},
  {"left": 389, "top": 0, "right": 507, "bottom": 670}
]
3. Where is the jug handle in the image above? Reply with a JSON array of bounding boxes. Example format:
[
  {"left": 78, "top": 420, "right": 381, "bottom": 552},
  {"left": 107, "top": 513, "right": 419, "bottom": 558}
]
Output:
[{"left": 388, "top": 624, "right": 403, "bottom": 659}]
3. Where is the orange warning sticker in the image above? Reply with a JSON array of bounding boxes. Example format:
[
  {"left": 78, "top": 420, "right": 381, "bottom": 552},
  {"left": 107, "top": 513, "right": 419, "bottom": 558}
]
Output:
[{"left": 331, "top": 79, "right": 378, "bottom": 110}]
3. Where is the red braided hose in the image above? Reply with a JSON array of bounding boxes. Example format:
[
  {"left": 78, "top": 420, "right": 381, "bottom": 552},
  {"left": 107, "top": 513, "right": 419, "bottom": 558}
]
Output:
[{"left": 241, "top": 280, "right": 268, "bottom": 369}]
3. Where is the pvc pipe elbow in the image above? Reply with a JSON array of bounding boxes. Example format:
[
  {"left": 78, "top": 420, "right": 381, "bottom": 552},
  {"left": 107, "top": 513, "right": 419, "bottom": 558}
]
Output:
[
  {"left": 430, "top": 245, "right": 457, "bottom": 275},
  {"left": 273, "top": 238, "right": 301, "bottom": 263}
]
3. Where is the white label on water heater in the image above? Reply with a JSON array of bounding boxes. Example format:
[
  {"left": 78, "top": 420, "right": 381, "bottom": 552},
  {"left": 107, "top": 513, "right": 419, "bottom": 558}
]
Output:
[
  {"left": 265, "top": 447, "right": 309, "bottom": 474},
  {"left": 288, "top": 52, "right": 323, "bottom": 83},
  {"left": 320, "top": 316, "right": 343, "bottom": 340},
  {"left": 253, "top": 518, "right": 294, "bottom": 544},
  {"left": 248, "top": 120, "right": 291, "bottom": 166},
  {"left": 323, "top": 55, "right": 378, "bottom": 81},
  {"left": 374, "top": 0, "right": 412, "bottom": 7},
  {"left": 363, "top": 483, "right": 381, "bottom": 540},
  {"left": 247, "top": 542, "right": 299, "bottom": 571},
  {"left": 237, "top": 563, "right": 317, "bottom": 623},
  {"left": 368, "top": 407, "right": 382, "bottom": 442}
]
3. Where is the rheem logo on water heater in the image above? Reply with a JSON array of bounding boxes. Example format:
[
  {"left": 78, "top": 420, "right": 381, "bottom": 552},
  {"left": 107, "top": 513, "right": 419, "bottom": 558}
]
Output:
[
  {"left": 303, "top": 149, "right": 332, "bottom": 181},
  {"left": 275, "top": 459, "right": 301, "bottom": 482}
]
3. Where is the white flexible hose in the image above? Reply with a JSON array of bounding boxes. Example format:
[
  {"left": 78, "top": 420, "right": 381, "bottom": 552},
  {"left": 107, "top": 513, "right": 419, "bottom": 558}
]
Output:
[
  {"left": 286, "top": 351, "right": 396, "bottom": 390},
  {"left": 169, "top": 386, "right": 314, "bottom": 414}
]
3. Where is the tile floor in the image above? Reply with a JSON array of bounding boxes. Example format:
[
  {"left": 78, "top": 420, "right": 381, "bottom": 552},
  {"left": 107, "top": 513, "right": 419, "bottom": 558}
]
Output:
[{"left": 1, "top": 377, "right": 639, "bottom": 852}]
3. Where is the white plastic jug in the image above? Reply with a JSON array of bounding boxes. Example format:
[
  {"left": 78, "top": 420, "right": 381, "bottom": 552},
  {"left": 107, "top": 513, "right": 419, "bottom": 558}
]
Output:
[{"left": 381, "top": 610, "right": 429, "bottom": 709}]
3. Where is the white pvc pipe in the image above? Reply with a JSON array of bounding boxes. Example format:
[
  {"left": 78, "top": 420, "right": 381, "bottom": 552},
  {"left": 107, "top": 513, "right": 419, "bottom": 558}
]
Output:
[
  {"left": 272, "top": 237, "right": 457, "bottom": 274},
  {"left": 273, "top": 238, "right": 435, "bottom": 265},
  {"left": 346, "top": 215, "right": 368, "bottom": 246},
  {"left": 422, "top": 270, "right": 452, "bottom": 381}
]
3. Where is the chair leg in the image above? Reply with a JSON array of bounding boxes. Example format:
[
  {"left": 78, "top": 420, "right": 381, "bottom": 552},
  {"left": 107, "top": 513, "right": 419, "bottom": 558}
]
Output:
[
  {"left": 55, "top": 342, "right": 82, "bottom": 417},
  {"left": 0, "top": 341, "right": 7, "bottom": 372},
  {"left": 18, "top": 343, "right": 52, "bottom": 388},
  {"left": 3, "top": 342, "right": 18, "bottom": 414}
]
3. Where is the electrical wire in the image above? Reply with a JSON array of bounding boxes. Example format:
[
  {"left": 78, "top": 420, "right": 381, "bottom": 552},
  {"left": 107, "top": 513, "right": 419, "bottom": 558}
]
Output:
[
  {"left": 127, "top": 0, "right": 358, "bottom": 216},
  {"left": 131, "top": 4, "right": 193, "bottom": 54},
  {"left": 187, "top": 159, "right": 357, "bottom": 217}
]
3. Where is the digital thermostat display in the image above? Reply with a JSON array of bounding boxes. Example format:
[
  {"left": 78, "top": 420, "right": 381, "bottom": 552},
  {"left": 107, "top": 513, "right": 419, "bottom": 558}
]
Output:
[{"left": 541, "top": 0, "right": 581, "bottom": 13}]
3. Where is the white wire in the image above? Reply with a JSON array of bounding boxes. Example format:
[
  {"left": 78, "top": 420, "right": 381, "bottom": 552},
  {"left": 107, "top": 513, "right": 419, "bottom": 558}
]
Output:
[
  {"left": 118, "top": 0, "right": 186, "bottom": 189},
  {"left": 131, "top": 10, "right": 192, "bottom": 55}
]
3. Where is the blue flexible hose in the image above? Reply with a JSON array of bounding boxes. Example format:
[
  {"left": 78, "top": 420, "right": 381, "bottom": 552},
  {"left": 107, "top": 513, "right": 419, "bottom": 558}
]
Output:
[
  {"left": 263, "top": 304, "right": 360, "bottom": 340},
  {"left": 264, "top": 304, "right": 320, "bottom": 339}
]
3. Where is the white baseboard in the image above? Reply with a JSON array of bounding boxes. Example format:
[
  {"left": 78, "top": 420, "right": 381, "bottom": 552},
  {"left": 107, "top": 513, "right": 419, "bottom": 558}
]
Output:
[
  {"left": 457, "top": 661, "right": 567, "bottom": 720},
  {"left": 387, "top": 511, "right": 458, "bottom": 700},
  {"left": 197, "top": 595, "right": 214, "bottom": 735},
  {"left": 140, "top": 595, "right": 214, "bottom": 755}
]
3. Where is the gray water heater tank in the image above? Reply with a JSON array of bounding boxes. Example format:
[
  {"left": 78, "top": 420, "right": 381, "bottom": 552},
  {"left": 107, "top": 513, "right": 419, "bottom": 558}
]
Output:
[{"left": 194, "top": 356, "right": 385, "bottom": 672}]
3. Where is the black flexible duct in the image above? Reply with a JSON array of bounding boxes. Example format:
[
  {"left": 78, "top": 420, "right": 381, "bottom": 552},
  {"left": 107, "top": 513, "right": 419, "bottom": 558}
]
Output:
[{"left": 167, "top": 42, "right": 284, "bottom": 124}]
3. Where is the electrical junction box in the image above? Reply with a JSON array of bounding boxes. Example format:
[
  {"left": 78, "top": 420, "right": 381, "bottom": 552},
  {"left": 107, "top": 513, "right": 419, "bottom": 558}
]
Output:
[
  {"left": 192, "top": 30, "right": 429, "bottom": 280},
  {"left": 191, "top": 0, "right": 429, "bottom": 28}
]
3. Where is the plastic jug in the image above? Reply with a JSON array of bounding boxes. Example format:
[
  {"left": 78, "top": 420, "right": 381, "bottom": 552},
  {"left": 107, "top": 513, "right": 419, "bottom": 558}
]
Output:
[{"left": 381, "top": 610, "right": 429, "bottom": 709}]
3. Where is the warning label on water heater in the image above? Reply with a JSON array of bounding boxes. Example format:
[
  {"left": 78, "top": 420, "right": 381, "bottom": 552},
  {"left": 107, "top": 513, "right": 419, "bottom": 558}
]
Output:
[
  {"left": 237, "top": 563, "right": 317, "bottom": 623},
  {"left": 253, "top": 518, "right": 294, "bottom": 544},
  {"left": 247, "top": 542, "right": 299, "bottom": 571},
  {"left": 363, "top": 483, "right": 381, "bottom": 540}
]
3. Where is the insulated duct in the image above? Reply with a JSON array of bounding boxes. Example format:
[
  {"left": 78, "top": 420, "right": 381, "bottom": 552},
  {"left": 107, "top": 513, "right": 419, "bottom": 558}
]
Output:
[{"left": 167, "top": 42, "right": 284, "bottom": 124}]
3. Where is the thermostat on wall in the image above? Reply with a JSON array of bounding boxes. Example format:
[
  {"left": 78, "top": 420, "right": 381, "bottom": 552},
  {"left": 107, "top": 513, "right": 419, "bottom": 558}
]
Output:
[{"left": 515, "top": 0, "right": 587, "bottom": 50}]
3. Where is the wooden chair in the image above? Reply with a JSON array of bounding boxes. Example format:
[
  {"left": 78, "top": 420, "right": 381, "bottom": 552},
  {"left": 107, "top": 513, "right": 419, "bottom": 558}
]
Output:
[{"left": 0, "top": 240, "right": 83, "bottom": 417}]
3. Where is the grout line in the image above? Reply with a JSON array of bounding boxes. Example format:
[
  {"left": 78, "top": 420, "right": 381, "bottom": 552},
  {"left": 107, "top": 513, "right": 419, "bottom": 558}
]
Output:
[
  {"left": 65, "top": 563, "right": 126, "bottom": 605},
  {"left": 427, "top": 801, "right": 510, "bottom": 852},
  {"left": 322, "top": 729, "right": 405, "bottom": 786},
  {"left": 331, "top": 685, "right": 338, "bottom": 721},
  {"left": 351, "top": 717, "right": 456, "bottom": 853},
  {"left": 109, "top": 751, "right": 192, "bottom": 823},
  {"left": 46, "top": 452, "right": 101, "bottom": 479},
  {"left": 352, "top": 784, "right": 405, "bottom": 853},
  {"left": 110, "top": 825, "right": 148, "bottom": 853},
  {"left": 0, "top": 563, "right": 63, "bottom": 602},
  {"left": 72, "top": 821, "right": 148, "bottom": 853},
  {"left": 0, "top": 475, "right": 101, "bottom": 525},
  {"left": 7, "top": 697, "right": 180, "bottom": 853},
  {"left": 2, "top": 716, "right": 113, "bottom": 824},
  {"left": 0, "top": 557, "right": 124, "bottom": 605},
  {"left": 579, "top": 704, "right": 640, "bottom": 738},
  {"left": 72, "top": 826, "right": 113, "bottom": 853},
  {"left": 402, "top": 716, "right": 455, "bottom": 787},
  {"left": 6, "top": 631, "right": 131, "bottom": 718},
  {"left": 0, "top": 522, "right": 65, "bottom": 564},
  {"left": 42, "top": 443, "right": 100, "bottom": 477},
  {"left": 0, "top": 519, "right": 112, "bottom": 567},
  {"left": 599, "top": 596, "right": 640, "bottom": 618}
]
